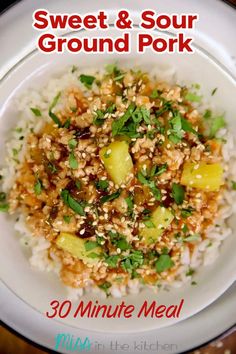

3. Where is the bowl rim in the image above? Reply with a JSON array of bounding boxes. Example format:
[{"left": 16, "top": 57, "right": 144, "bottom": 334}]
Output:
[{"left": 0, "top": 25, "right": 236, "bottom": 336}]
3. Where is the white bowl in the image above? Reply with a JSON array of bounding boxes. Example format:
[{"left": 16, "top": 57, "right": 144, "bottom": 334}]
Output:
[{"left": 0, "top": 28, "right": 236, "bottom": 333}]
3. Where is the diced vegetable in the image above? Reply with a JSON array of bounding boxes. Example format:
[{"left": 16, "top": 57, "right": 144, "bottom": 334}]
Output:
[
  {"left": 56, "top": 233, "right": 101, "bottom": 264},
  {"left": 140, "top": 206, "right": 174, "bottom": 244},
  {"left": 99, "top": 141, "right": 133, "bottom": 185},
  {"left": 181, "top": 162, "right": 223, "bottom": 191}
]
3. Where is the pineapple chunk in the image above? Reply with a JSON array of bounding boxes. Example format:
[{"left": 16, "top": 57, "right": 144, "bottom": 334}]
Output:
[
  {"left": 181, "top": 162, "right": 223, "bottom": 191},
  {"left": 140, "top": 206, "right": 174, "bottom": 245},
  {"left": 56, "top": 233, "right": 101, "bottom": 264},
  {"left": 99, "top": 141, "right": 133, "bottom": 185}
]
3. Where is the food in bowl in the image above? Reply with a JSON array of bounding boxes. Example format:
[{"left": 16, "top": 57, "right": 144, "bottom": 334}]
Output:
[{"left": 1, "top": 65, "right": 235, "bottom": 298}]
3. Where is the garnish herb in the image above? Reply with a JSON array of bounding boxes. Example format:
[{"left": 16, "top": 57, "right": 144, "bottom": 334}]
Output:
[
  {"left": 75, "top": 180, "right": 81, "bottom": 190},
  {"left": 121, "top": 250, "right": 144, "bottom": 273},
  {"left": 105, "top": 64, "right": 125, "bottom": 81},
  {"left": 137, "top": 171, "right": 161, "bottom": 201},
  {"left": 144, "top": 220, "right": 155, "bottom": 228},
  {"left": 0, "top": 192, "right": 6, "bottom": 202},
  {"left": 172, "top": 183, "right": 185, "bottom": 205},
  {"left": 231, "top": 181, "right": 236, "bottom": 190},
  {"left": 100, "top": 190, "right": 121, "bottom": 204},
  {"left": 69, "top": 152, "right": 78, "bottom": 169},
  {"left": 63, "top": 119, "right": 71, "bottom": 129},
  {"left": 68, "top": 138, "right": 77, "bottom": 149},
  {"left": 184, "top": 234, "right": 201, "bottom": 242},
  {"left": 211, "top": 88, "right": 218, "bottom": 96},
  {"left": 203, "top": 109, "right": 212, "bottom": 119},
  {"left": 34, "top": 176, "right": 43, "bottom": 195},
  {"left": 169, "top": 114, "right": 183, "bottom": 143},
  {"left": 49, "top": 92, "right": 62, "bottom": 127},
  {"left": 181, "top": 207, "right": 195, "bottom": 218},
  {"left": 185, "top": 92, "right": 202, "bottom": 102},
  {"left": 150, "top": 163, "right": 168, "bottom": 177},
  {"left": 155, "top": 254, "right": 174, "bottom": 273},
  {"left": 79, "top": 74, "right": 95, "bottom": 89},
  {"left": 108, "top": 231, "right": 130, "bottom": 251},
  {"left": 63, "top": 215, "right": 71, "bottom": 223},
  {"left": 125, "top": 194, "right": 134, "bottom": 216},
  {"left": 71, "top": 65, "right": 77, "bottom": 73},
  {"left": 95, "top": 179, "right": 109, "bottom": 191},
  {"left": 112, "top": 103, "right": 136, "bottom": 136},
  {"left": 30, "top": 108, "right": 42, "bottom": 117},
  {"left": 98, "top": 281, "right": 112, "bottom": 294},
  {"left": 105, "top": 255, "right": 119, "bottom": 268},
  {"left": 209, "top": 115, "right": 226, "bottom": 138},
  {"left": 47, "top": 162, "right": 57, "bottom": 174},
  {"left": 93, "top": 104, "right": 116, "bottom": 126},
  {"left": 61, "top": 189, "right": 85, "bottom": 216},
  {"left": 0, "top": 204, "right": 9, "bottom": 212},
  {"left": 186, "top": 268, "right": 195, "bottom": 276},
  {"left": 84, "top": 241, "right": 99, "bottom": 252}
]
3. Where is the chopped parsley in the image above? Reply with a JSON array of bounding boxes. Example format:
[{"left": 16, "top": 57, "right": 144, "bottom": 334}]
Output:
[
  {"left": 30, "top": 107, "right": 42, "bottom": 117},
  {"left": 79, "top": 74, "right": 95, "bottom": 89},
  {"left": 172, "top": 183, "right": 185, "bottom": 205},
  {"left": 155, "top": 254, "right": 174, "bottom": 273},
  {"left": 61, "top": 189, "right": 85, "bottom": 216}
]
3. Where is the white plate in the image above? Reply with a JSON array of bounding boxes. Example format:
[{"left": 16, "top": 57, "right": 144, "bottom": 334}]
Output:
[{"left": 0, "top": 0, "right": 236, "bottom": 352}]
